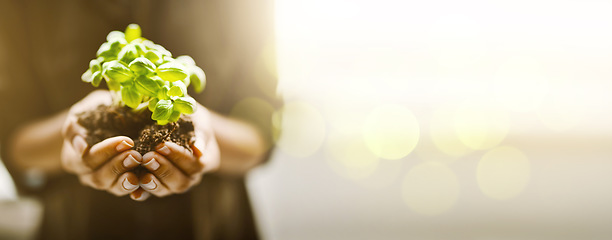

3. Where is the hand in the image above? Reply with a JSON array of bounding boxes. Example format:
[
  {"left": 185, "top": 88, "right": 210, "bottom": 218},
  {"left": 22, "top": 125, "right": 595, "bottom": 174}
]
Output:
[
  {"left": 132, "top": 104, "right": 220, "bottom": 201},
  {"left": 61, "top": 90, "right": 143, "bottom": 197}
]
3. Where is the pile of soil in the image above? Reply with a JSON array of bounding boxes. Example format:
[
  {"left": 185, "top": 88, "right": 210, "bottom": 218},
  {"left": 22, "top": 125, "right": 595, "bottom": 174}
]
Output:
[{"left": 77, "top": 105, "right": 195, "bottom": 155}]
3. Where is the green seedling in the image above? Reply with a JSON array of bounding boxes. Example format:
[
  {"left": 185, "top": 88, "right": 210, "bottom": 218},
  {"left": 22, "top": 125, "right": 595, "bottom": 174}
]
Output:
[{"left": 81, "top": 24, "right": 207, "bottom": 125}]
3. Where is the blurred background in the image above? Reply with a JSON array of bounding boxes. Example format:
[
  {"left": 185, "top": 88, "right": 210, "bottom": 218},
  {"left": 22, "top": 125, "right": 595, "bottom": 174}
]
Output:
[
  {"left": 3, "top": 0, "right": 612, "bottom": 239},
  {"left": 249, "top": 0, "right": 612, "bottom": 239}
]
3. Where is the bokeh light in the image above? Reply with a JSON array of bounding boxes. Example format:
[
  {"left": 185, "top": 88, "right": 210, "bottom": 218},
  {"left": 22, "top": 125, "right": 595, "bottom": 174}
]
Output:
[
  {"left": 264, "top": 0, "right": 612, "bottom": 239},
  {"left": 275, "top": 101, "right": 326, "bottom": 158},
  {"left": 362, "top": 104, "right": 420, "bottom": 160},
  {"left": 430, "top": 106, "right": 473, "bottom": 158},
  {"left": 325, "top": 128, "right": 379, "bottom": 180},
  {"left": 477, "top": 146, "right": 530, "bottom": 200},
  {"left": 401, "top": 161, "right": 460, "bottom": 216},
  {"left": 454, "top": 100, "right": 509, "bottom": 150}
]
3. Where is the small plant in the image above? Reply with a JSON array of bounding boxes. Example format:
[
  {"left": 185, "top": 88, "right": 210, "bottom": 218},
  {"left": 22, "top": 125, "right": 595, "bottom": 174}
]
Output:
[{"left": 81, "top": 24, "right": 206, "bottom": 125}]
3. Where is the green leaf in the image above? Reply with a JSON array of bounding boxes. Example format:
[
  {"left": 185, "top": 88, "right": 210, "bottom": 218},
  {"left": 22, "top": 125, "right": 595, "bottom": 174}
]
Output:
[
  {"left": 92, "top": 71, "right": 103, "bottom": 87},
  {"left": 125, "top": 24, "right": 141, "bottom": 43},
  {"left": 176, "top": 55, "right": 196, "bottom": 66},
  {"left": 154, "top": 44, "right": 172, "bottom": 57},
  {"left": 148, "top": 98, "right": 159, "bottom": 112},
  {"left": 156, "top": 120, "right": 169, "bottom": 125},
  {"left": 120, "top": 79, "right": 134, "bottom": 86},
  {"left": 161, "top": 55, "right": 174, "bottom": 63},
  {"left": 157, "top": 85, "right": 170, "bottom": 100},
  {"left": 168, "top": 81, "right": 187, "bottom": 97},
  {"left": 118, "top": 43, "right": 139, "bottom": 64},
  {"left": 81, "top": 69, "right": 94, "bottom": 83},
  {"left": 129, "top": 57, "right": 156, "bottom": 76},
  {"left": 189, "top": 65, "right": 206, "bottom": 93},
  {"left": 143, "top": 40, "right": 172, "bottom": 56},
  {"left": 144, "top": 50, "right": 161, "bottom": 63},
  {"left": 103, "top": 60, "right": 134, "bottom": 83},
  {"left": 142, "top": 39, "right": 154, "bottom": 48},
  {"left": 96, "top": 42, "right": 110, "bottom": 56},
  {"left": 106, "top": 77, "right": 121, "bottom": 91},
  {"left": 181, "top": 75, "right": 191, "bottom": 87},
  {"left": 109, "top": 38, "right": 127, "bottom": 48},
  {"left": 152, "top": 99, "right": 173, "bottom": 121},
  {"left": 133, "top": 42, "right": 146, "bottom": 56},
  {"left": 89, "top": 59, "right": 102, "bottom": 72},
  {"left": 173, "top": 96, "right": 196, "bottom": 114},
  {"left": 168, "top": 110, "right": 181, "bottom": 122},
  {"left": 151, "top": 75, "right": 165, "bottom": 87},
  {"left": 96, "top": 42, "right": 116, "bottom": 61},
  {"left": 121, "top": 85, "right": 142, "bottom": 108},
  {"left": 156, "top": 62, "right": 188, "bottom": 82},
  {"left": 134, "top": 75, "right": 159, "bottom": 97},
  {"left": 106, "top": 31, "right": 125, "bottom": 42},
  {"left": 130, "top": 37, "right": 145, "bottom": 44},
  {"left": 97, "top": 39, "right": 125, "bottom": 61},
  {"left": 155, "top": 55, "right": 174, "bottom": 67}
]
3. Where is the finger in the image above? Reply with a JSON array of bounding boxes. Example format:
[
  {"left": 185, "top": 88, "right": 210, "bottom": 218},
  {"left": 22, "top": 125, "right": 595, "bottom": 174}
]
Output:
[
  {"left": 62, "top": 138, "right": 91, "bottom": 174},
  {"left": 139, "top": 173, "right": 172, "bottom": 197},
  {"left": 62, "top": 116, "right": 89, "bottom": 159},
  {"left": 71, "top": 135, "right": 89, "bottom": 157},
  {"left": 61, "top": 115, "right": 87, "bottom": 141},
  {"left": 84, "top": 136, "right": 135, "bottom": 170},
  {"left": 142, "top": 152, "right": 194, "bottom": 194},
  {"left": 200, "top": 135, "right": 220, "bottom": 173},
  {"left": 155, "top": 141, "right": 203, "bottom": 175},
  {"left": 80, "top": 150, "right": 142, "bottom": 190},
  {"left": 107, "top": 172, "right": 140, "bottom": 196},
  {"left": 191, "top": 137, "right": 204, "bottom": 159},
  {"left": 130, "top": 188, "right": 151, "bottom": 201}
]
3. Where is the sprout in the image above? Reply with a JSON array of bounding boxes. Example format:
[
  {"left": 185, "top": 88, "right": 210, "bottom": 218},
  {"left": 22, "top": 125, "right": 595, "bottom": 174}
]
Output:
[
  {"left": 174, "top": 97, "right": 196, "bottom": 115},
  {"left": 156, "top": 62, "right": 188, "bottom": 82},
  {"left": 134, "top": 75, "right": 160, "bottom": 97},
  {"left": 129, "top": 57, "right": 156, "bottom": 76},
  {"left": 125, "top": 24, "right": 142, "bottom": 43},
  {"left": 82, "top": 24, "right": 206, "bottom": 125}
]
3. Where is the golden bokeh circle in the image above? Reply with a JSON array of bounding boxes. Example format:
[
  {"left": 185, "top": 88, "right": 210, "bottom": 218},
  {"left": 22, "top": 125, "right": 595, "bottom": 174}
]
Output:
[
  {"left": 362, "top": 104, "right": 420, "bottom": 160},
  {"left": 325, "top": 128, "right": 380, "bottom": 180},
  {"left": 477, "top": 146, "right": 530, "bottom": 200},
  {"left": 453, "top": 100, "right": 509, "bottom": 150},
  {"left": 430, "top": 106, "right": 473, "bottom": 157}
]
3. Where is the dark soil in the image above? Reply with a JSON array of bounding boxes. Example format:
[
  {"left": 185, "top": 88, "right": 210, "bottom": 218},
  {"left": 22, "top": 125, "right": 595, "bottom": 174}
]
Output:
[{"left": 77, "top": 105, "right": 195, "bottom": 155}]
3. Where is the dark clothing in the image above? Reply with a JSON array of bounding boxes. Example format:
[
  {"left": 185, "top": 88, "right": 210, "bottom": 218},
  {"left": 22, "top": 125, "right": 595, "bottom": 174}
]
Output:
[{"left": 0, "top": 0, "right": 280, "bottom": 239}]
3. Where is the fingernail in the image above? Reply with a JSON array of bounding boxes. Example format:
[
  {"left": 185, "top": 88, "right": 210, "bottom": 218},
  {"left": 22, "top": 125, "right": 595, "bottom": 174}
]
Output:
[
  {"left": 131, "top": 190, "right": 150, "bottom": 201},
  {"left": 192, "top": 136, "right": 205, "bottom": 158},
  {"left": 143, "top": 158, "right": 160, "bottom": 171},
  {"left": 157, "top": 145, "right": 171, "bottom": 155},
  {"left": 130, "top": 191, "right": 142, "bottom": 201},
  {"left": 72, "top": 136, "right": 87, "bottom": 155},
  {"left": 192, "top": 144, "right": 203, "bottom": 158},
  {"left": 122, "top": 154, "right": 140, "bottom": 168},
  {"left": 122, "top": 177, "right": 138, "bottom": 190},
  {"left": 116, "top": 140, "right": 133, "bottom": 152},
  {"left": 141, "top": 178, "right": 157, "bottom": 190},
  {"left": 137, "top": 191, "right": 150, "bottom": 201}
]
